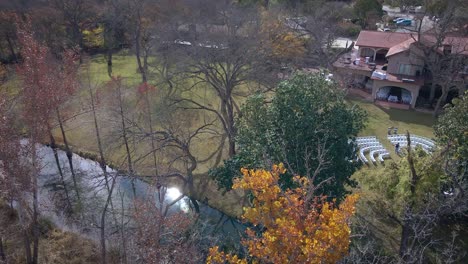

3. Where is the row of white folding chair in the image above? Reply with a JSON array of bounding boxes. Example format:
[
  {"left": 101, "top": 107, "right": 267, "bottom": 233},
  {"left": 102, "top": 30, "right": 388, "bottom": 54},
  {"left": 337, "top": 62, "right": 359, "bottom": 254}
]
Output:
[
  {"left": 356, "top": 136, "right": 377, "bottom": 140},
  {"left": 378, "top": 152, "right": 390, "bottom": 162},
  {"left": 389, "top": 134, "right": 435, "bottom": 147},
  {"left": 397, "top": 142, "right": 431, "bottom": 153},
  {"left": 411, "top": 136, "right": 435, "bottom": 147},
  {"left": 359, "top": 148, "right": 368, "bottom": 163},
  {"left": 369, "top": 149, "right": 387, "bottom": 163},
  {"left": 388, "top": 135, "right": 406, "bottom": 141},
  {"left": 356, "top": 138, "right": 377, "bottom": 141},
  {"left": 391, "top": 140, "right": 431, "bottom": 149},
  {"left": 356, "top": 139, "right": 379, "bottom": 144},
  {"left": 360, "top": 146, "right": 384, "bottom": 164},
  {"left": 358, "top": 143, "right": 383, "bottom": 148}
]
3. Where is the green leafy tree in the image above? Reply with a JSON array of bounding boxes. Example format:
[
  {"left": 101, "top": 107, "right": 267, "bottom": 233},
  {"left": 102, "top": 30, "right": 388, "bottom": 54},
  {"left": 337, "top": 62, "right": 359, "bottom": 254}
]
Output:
[
  {"left": 349, "top": 133, "right": 467, "bottom": 263},
  {"left": 435, "top": 91, "right": 468, "bottom": 165},
  {"left": 211, "top": 73, "right": 366, "bottom": 200},
  {"left": 434, "top": 91, "right": 468, "bottom": 198}
]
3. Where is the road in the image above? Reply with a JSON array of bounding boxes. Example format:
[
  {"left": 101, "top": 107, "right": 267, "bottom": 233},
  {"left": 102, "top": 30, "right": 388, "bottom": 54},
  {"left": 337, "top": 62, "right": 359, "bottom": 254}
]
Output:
[{"left": 382, "top": 5, "right": 435, "bottom": 33}]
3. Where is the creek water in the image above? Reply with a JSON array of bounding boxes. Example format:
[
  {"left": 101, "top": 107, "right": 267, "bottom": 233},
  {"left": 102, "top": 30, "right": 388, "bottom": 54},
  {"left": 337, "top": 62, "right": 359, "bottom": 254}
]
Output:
[{"left": 34, "top": 142, "right": 245, "bottom": 244}]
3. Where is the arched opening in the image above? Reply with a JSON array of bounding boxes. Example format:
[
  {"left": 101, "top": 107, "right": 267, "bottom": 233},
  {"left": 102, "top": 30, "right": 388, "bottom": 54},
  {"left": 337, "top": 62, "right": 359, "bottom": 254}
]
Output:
[
  {"left": 376, "top": 86, "right": 412, "bottom": 105},
  {"left": 359, "top": 48, "right": 389, "bottom": 63},
  {"left": 360, "top": 47, "right": 375, "bottom": 58},
  {"left": 375, "top": 49, "right": 388, "bottom": 62}
]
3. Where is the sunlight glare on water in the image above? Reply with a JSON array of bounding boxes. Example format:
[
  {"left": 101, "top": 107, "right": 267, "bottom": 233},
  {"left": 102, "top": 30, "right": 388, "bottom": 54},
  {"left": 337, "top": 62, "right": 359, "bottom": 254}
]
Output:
[
  {"left": 166, "top": 187, "right": 189, "bottom": 213},
  {"left": 166, "top": 187, "right": 182, "bottom": 201}
]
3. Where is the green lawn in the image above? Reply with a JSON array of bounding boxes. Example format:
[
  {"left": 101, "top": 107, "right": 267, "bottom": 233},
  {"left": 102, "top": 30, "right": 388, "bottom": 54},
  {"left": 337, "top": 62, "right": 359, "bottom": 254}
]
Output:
[
  {"left": 83, "top": 52, "right": 143, "bottom": 85},
  {"left": 349, "top": 97, "right": 435, "bottom": 139}
]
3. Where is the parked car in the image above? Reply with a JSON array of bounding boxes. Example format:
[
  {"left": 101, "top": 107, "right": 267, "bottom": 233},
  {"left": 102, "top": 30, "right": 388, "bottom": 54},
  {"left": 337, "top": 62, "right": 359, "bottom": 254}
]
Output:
[
  {"left": 396, "top": 19, "right": 412, "bottom": 26},
  {"left": 393, "top": 17, "right": 404, "bottom": 23}
]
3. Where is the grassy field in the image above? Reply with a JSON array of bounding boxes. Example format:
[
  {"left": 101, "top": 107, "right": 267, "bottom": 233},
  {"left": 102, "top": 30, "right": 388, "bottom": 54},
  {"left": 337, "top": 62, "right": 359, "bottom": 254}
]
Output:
[
  {"left": 351, "top": 98, "right": 435, "bottom": 139},
  {"left": 83, "top": 52, "right": 147, "bottom": 85}
]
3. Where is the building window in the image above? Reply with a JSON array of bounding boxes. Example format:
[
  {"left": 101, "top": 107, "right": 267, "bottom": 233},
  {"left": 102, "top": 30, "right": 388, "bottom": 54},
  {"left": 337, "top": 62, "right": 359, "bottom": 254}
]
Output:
[{"left": 398, "top": 64, "right": 412, "bottom": 75}]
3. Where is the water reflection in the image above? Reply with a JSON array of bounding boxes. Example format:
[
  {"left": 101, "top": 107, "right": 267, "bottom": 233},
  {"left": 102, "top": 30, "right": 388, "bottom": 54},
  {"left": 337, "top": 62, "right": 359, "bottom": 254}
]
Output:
[
  {"left": 165, "top": 187, "right": 189, "bottom": 213},
  {"left": 36, "top": 143, "right": 244, "bottom": 243}
]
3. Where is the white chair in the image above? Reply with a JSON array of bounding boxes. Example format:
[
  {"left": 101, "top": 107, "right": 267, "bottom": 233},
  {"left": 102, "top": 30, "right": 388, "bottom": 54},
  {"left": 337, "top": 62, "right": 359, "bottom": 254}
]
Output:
[
  {"left": 359, "top": 148, "right": 368, "bottom": 163},
  {"left": 378, "top": 152, "right": 390, "bottom": 162},
  {"left": 370, "top": 149, "right": 387, "bottom": 163}
]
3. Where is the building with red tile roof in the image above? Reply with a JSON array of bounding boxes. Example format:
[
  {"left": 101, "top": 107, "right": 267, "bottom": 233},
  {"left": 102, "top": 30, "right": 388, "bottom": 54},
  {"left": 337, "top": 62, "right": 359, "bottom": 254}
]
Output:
[{"left": 333, "top": 30, "right": 468, "bottom": 109}]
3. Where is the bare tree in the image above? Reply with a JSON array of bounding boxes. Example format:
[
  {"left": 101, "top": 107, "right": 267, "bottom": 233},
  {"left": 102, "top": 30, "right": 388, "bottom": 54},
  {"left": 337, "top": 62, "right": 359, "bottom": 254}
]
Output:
[
  {"left": 101, "top": 77, "right": 136, "bottom": 196},
  {"left": 99, "top": 0, "right": 127, "bottom": 78},
  {"left": 49, "top": 0, "right": 93, "bottom": 51},
  {"left": 126, "top": 0, "right": 159, "bottom": 83},
  {"left": 411, "top": 1, "right": 468, "bottom": 114},
  {"left": 100, "top": 172, "right": 118, "bottom": 264},
  {"left": 170, "top": 3, "right": 275, "bottom": 158},
  {"left": 0, "top": 91, "right": 34, "bottom": 264}
]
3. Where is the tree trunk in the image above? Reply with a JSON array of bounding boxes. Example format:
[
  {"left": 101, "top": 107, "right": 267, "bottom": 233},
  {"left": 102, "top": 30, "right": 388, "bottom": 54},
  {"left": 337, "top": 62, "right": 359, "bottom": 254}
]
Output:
[
  {"left": 107, "top": 49, "right": 113, "bottom": 78},
  {"left": 399, "top": 132, "right": 418, "bottom": 260},
  {"left": 31, "top": 144, "right": 39, "bottom": 264},
  {"left": 23, "top": 232, "right": 32, "bottom": 264},
  {"left": 56, "top": 109, "right": 81, "bottom": 206},
  {"left": 100, "top": 174, "right": 116, "bottom": 264},
  {"left": 399, "top": 207, "right": 412, "bottom": 260},
  {"left": 144, "top": 94, "right": 158, "bottom": 177},
  {"left": 226, "top": 98, "right": 236, "bottom": 157},
  {"left": 228, "top": 136, "right": 236, "bottom": 157},
  {"left": 0, "top": 41, "right": 6, "bottom": 61},
  {"left": 88, "top": 82, "right": 109, "bottom": 188},
  {"left": 0, "top": 236, "right": 6, "bottom": 262},
  {"left": 219, "top": 95, "right": 236, "bottom": 157},
  {"left": 49, "top": 133, "right": 73, "bottom": 213},
  {"left": 429, "top": 82, "right": 437, "bottom": 106},
  {"left": 119, "top": 192, "right": 128, "bottom": 264},
  {"left": 134, "top": 13, "right": 147, "bottom": 83},
  {"left": 143, "top": 49, "right": 149, "bottom": 73},
  {"left": 116, "top": 83, "right": 135, "bottom": 196},
  {"left": 5, "top": 33, "right": 17, "bottom": 63},
  {"left": 87, "top": 77, "right": 118, "bottom": 226},
  {"left": 433, "top": 88, "right": 449, "bottom": 117},
  {"left": 16, "top": 195, "right": 32, "bottom": 264}
]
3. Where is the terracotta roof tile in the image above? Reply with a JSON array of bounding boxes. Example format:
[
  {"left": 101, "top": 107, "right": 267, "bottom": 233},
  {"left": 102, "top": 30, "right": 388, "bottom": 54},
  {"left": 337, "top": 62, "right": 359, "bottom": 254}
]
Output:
[
  {"left": 386, "top": 38, "right": 417, "bottom": 57},
  {"left": 355, "top": 30, "right": 414, "bottom": 49}
]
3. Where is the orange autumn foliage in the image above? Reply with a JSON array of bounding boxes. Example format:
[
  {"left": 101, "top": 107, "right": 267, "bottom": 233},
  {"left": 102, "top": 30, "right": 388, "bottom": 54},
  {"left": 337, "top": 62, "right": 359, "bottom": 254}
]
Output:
[{"left": 207, "top": 164, "right": 358, "bottom": 264}]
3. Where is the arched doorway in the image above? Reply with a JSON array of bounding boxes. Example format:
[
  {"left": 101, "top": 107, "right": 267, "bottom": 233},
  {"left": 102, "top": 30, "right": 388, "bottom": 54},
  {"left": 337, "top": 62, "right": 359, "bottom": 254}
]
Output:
[
  {"left": 375, "top": 86, "right": 413, "bottom": 105},
  {"left": 359, "top": 48, "right": 389, "bottom": 62}
]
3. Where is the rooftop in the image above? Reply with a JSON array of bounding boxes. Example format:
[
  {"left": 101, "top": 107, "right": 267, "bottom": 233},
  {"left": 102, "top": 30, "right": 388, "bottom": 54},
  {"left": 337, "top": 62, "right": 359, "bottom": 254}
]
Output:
[
  {"left": 355, "top": 31, "right": 414, "bottom": 49},
  {"left": 333, "top": 47, "right": 386, "bottom": 72},
  {"left": 386, "top": 38, "right": 417, "bottom": 57}
]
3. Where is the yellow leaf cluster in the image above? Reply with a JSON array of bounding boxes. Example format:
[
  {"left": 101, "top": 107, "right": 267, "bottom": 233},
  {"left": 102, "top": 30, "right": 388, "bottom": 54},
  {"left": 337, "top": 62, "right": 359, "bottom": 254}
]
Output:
[
  {"left": 207, "top": 164, "right": 358, "bottom": 264},
  {"left": 82, "top": 25, "right": 104, "bottom": 48},
  {"left": 259, "top": 11, "right": 306, "bottom": 60}
]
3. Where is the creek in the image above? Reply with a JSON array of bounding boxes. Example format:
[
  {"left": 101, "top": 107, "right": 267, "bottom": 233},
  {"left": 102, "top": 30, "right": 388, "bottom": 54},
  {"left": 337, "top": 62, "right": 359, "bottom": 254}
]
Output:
[{"left": 34, "top": 142, "right": 245, "bottom": 245}]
